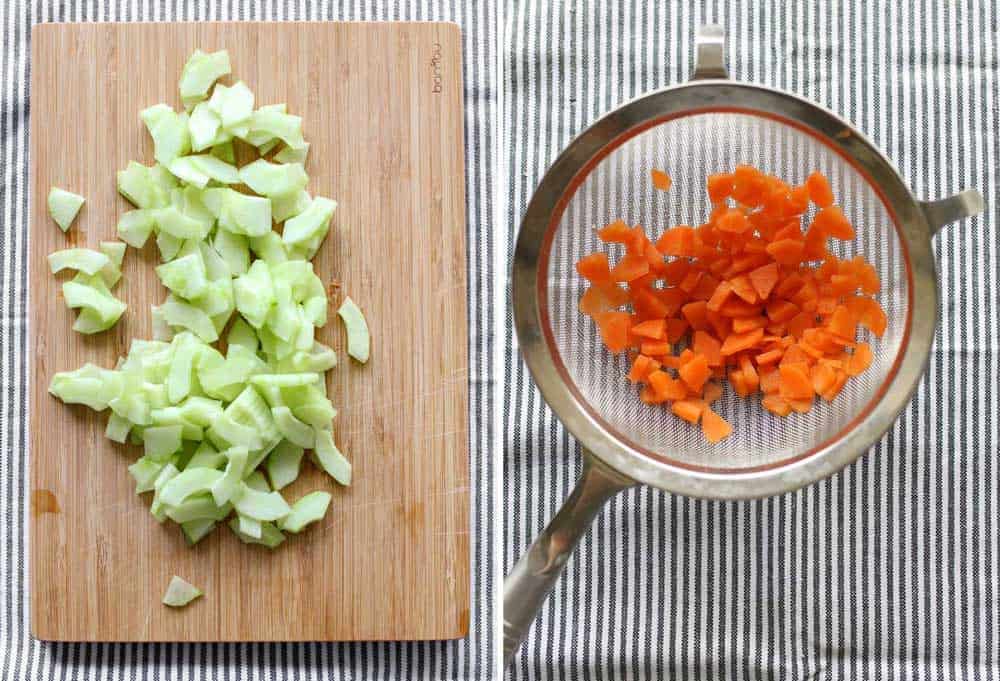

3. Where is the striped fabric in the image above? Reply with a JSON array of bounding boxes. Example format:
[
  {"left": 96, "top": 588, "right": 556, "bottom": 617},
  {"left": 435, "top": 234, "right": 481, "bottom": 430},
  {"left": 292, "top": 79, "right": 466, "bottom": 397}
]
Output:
[
  {"left": 504, "top": 1, "right": 998, "bottom": 679},
  {"left": 0, "top": 2, "right": 494, "bottom": 680}
]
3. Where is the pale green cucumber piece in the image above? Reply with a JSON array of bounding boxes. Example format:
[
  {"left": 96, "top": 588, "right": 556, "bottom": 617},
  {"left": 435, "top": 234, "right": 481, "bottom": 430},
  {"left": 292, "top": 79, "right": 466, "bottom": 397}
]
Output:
[
  {"left": 338, "top": 296, "right": 370, "bottom": 363},
  {"left": 189, "top": 101, "right": 221, "bottom": 151},
  {"left": 186, "top": 154, "right": 240, "bottom": 184},
  {"left": 238, "top": 160, "right": 308, "bottom": 198},
  {"left": 166, "top": 333, "right": 200, "bottom": 403},
  {"left": 181, "top": 518, "right": 216, "bottom": 545},
  {"left": 271, "top": 189, "right": 311, "bottom": 223},
  {"left": 150, "top": 304, "right": 174, "bottom": 341},
  {"left": 231, "top": 483, "right": 291, "bottom": 521},
  {"left": 141, "top": 105, "right": 191, "bottom": 166},
  {"left": 105, "top": 411, "right": 132, "bottom": 443},
  {"left": 225, "top": 385, "right": 281, "bottom": 446},
  {"left": 179, "top": 397, "right": 224, "bottom": 427},
  {"left": 48, "top": 248, "right": 111, "bottom": 276},
  {"left": 274, "top": 142, "right": 309, "bottom": 166},
  {"left": 166, "top": 492, "right": 231, "bottom": 523},
  {"left": 228, "top": 516, "right": 285, "bottom": 548},
  {"left": 186, "top": 441, "right": 224, "bottom": 470},
  {"left": 270, "top": 406, "right": 315, "bottom": 448},
  {"left": 98, "top": 241, "right": 126, "bottom": 288},
  {"left": 199, "top": 241, "right": 231, "bottom": 280},
  {"left": 226, "top": 317, "right": 259, "bottom": 353},
  {"left": 154, "top": 204, "right": 211, "bottom": 241},
  {"left": 282, "top": 196, "right": 336, "bottom": 246},
  {"left": 278, "top": 491, "right": 331, "bottom": 533},
  {"left": 149, "top": 462, "right": 180, "bottom": 522},
  {"left": 62, "top": 275, "right": 127, "bottom": 330},
  {"left": 249, "top": 231, "right": 289, "bottom": 265},
  {"left": 211, "top": 139, "right": 236, "bottom": 164},
  {"left": 251, "top": 373, "right": 319, "bottom": 389},
  {"left": 129, "top": 456, "right": 167, "bottom": 494},
  {"left": 149, "top": 407, "right": 203, "bottom": 440},
  {"left": 155, "top": 231, "right": 183, "bottom": 262},
  {"left": 207, "top": 81, "right": 254, "bottom": 130},
  {"left": 156, "top": 253, "right": 208, "bottom": 300},
  {"left": 162, "top": 575, "right": 203, "bottom": 607},
  {"left": 313, "top": 427, "right": 350, "bottom": 486},
  {"left": 220, "top": 190, "right": 272, "bottom": 236},
  {"left": 117, "top": 209, "right": 157, "bottom": 248},
  {"left": 257, "top": 139, "right": 279, "bottom": 156},
  {"left": 150, "top": 163, "right": 181, "bottom": 193},
  {"left": 211, "top": 446, "right": 249, "bottom": 505},
  {"left": 233, "top": 260, "right": 275, "bottom": 329},
  {"left": 47, "top": 187, "right": 85, "bottom": 232},
  {"left": 245, "top": 470, "right": 270, "bottom": 492},
  {"left": 213, "top": 227, "right": 250, "bottom": 276},
  {"left": 246, "top": 108, "right": 306, "bottom": 150},
  {"left": 162, "top": 296, "right": 218, "bottom": 343},
  {"left": 167, "top": 157, "right": 210, "bottom": 188},
  {"left": 238, "top": 514, "right": 263, "bottom": 538},
  {"left": 143, "top": 424, "right": 184, "bottom": 461},
  {"left": 159, "top": 467, "right": 224, "bottom": 507},
  {"left": 179, "top": 48, "right": 231, "bottom": 106},
  {"left": 265, "top": 440, "right": 304, "bottom": 490},
  {"left": 117, "top": 161, "right": 168, "bottom": 209},
  {"left": 274, "top": 342, "right": 337, "bottom": 373},
  {"left": 207, "top": 414, "right": 264, "bottom": 452}
]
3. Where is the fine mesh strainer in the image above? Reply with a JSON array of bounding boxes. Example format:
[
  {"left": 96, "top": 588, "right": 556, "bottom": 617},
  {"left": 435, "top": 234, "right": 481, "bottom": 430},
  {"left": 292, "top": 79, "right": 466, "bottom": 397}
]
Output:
[{"left": 503, "top": 25, "right": 985, "bottom": 666}]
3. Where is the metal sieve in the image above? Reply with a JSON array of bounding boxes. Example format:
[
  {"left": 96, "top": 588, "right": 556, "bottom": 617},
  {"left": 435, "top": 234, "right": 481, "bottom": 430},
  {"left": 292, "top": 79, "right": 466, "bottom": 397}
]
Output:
[{"left": 503, "top": 25, "right": 985, "bottom": 667}]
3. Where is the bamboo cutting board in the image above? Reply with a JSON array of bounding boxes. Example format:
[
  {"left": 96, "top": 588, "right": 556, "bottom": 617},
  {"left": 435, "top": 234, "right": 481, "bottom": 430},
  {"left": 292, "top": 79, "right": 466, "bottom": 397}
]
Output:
[{"left": 29, "top": 22, "right": 468, "bottom": 642}]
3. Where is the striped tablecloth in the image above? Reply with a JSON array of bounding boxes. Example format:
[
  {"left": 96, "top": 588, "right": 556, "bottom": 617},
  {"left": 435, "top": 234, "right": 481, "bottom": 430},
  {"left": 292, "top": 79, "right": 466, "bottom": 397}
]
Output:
[
  {"left": 503, "top": 1, "right": 999, "bottom": 679},
  {"left": 0, "top": 2, "right": 495, "bottom": 680}
]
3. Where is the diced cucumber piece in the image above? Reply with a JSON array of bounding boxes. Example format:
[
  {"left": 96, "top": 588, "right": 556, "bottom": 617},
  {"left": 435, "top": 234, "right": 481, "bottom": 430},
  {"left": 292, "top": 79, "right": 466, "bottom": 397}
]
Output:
[
  {"left": 238, "top": 160, "right": 308, "bottom": 198},
  {"left": 188, "top": 102, "right": 221, "bottom": 151},
  {"left": 271, "top": 189, "right": 311, "bottom": 223},
  {"left": 213, "top": 227, "right": 250, "bottom": 276},
  {"left": 274, "top": 142, "right": 309, "bottom": 166},
  {"left": 266, "top": 440, "right": 304, "bottom": 490},
  {"left": 166, "top": 492, "right": 231, "bottom": 523},
  {"left": 117, "top": 161, "right": 168, "bottom": 209},
  {"left": 48, "top": 248, "right": 111, "bottom": 276},
  {"left": 117, "top": 209, "right": 157, "bottom": 248},
  {"left": 47, "top": 187, "right": 85, "bottom": 232},
  {"left": 149, "top": 462, "right": 180, "bottom": 521},
  {"left": 228, "top": 516, "right": 285, "bottom": 548},
  {"left": 162, "top": 575, "right": 203, "bottom": 607},
  {"left": 128, "top": 456, "right": 167, "bottom": 493},
  {"left": 244, "top": 470, "right": 270, "bottom": 492},
  {"left": 143, "top": 424, "right": 184, "bottom": 461},
  {"left": 187, "top": 154, "right": 240, "bottom": 185},
  {"left": 226, "top": 317, "right": 259, "bottom": 352},
  {"left": 207, "top": 81, "right": 254, "bottom": 130},
  {"left": 270, "top": 406, "right": 315, "bottom": 448},
  {"left": 211, "top": 139, "right": 236, "bottom": 164},
  {"left": 233, "top": 260, "right": 275, "bottom": 328},
  {"left": 282, "top": 196, "right": 336, "bottom": 246},
  {"left": 167, "top": 157, "right": 210, "bottom": 188},
  {"left": 210, "top": 446, "right": 248, "bottom": 505},
  {"left": 105, "top": 411, "right": 132, "bottom": 443},
  {"left": 219, "top": 190, "right": 272, "bottom": 236},
  {"left": 181, "top": 518, "right": 217, "bottom": 545},
  {"left": 141, "top": 105, "right": 191, "bottom": 166},
  {"left": 248, "top": 231, "right": 289, "bottom": 265},
  {"left": 246, "top": 108, "right": 306, "bottom": 150},
  {"left": 238, "top": 514, "right": 263, "bottom": 538},
  {"left": 179, "top": 48, "right": 231, "bottom": 106},
  {"left": 162, "top": 296, "right": 219, "bottom": 343},
  {"left": 186, "top": 441, "right": 225, "bottom": 470},
  {"left": 338, "top": 296, "right": 370, "bottom": 363},
  {"left": 159, "top": 467, "right": 225, "bottom": 507},
  {"left": 62, "top": 275, "right": 127, "bottom": 332},
  {"left": 231, "top": 483, "right": 291, "bottom": 521},
  {"left": 278, "top": 491, "right": 331, "bottom": 533},
  {"left": 156, "top": 253, "right": 208, "bottom": 300},
  {"left": 312, "top": 427, "right": 350, "bottom": 486}
]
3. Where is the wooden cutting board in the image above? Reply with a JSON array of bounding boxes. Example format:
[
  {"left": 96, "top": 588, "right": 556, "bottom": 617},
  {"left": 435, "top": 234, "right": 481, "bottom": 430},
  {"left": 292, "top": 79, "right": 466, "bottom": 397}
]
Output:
[{"left": 29, "top": 21, "right": 468, "bottom": 642}]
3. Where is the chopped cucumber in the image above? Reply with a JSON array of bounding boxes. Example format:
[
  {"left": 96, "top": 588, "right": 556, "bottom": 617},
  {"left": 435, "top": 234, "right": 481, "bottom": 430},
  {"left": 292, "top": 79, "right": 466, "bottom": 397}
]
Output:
[
  {"left": 179, "top": 49, "right": 231, "bottom": 107},
  {"left": 47, "top": 187, "right": 85, "bottom": 232},
  {"left": 265, "top": 440, "right": 304, "bottom": 489},
  {"left": 278, "top": 491, "right": 331, "bottom": 533},
  {"left": 48, "top": 248, "right": 111, "bottom": 277},
  {"left": 162, "top": 575, "right": 203, "bottom": 607},
  {"left": 337, "top": 296, "right": 370, "bottom": 363}
]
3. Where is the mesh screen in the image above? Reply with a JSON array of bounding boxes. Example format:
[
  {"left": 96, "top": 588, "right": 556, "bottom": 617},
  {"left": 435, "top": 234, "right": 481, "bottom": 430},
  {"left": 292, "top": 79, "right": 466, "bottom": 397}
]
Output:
[{"left": 545, "top": 112, "right": 908, "bottom": 469}]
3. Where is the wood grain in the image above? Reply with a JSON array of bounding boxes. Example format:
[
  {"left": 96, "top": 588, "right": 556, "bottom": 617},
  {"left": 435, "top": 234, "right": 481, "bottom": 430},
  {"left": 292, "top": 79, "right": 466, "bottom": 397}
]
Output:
[{"left": 29, "top": 21, "right": 468, "bottom": 642}]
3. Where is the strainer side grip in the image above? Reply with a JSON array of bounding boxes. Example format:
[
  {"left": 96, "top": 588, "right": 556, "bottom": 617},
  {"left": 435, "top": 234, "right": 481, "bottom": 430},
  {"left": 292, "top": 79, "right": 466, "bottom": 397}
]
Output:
[
  {"left": 502, "top": 452, "right": 635, "bottom": 669},
  {"left": 921, "top": 190, "right": 986, "bottom": 234},
  {"left": 691, "top": 24, "right": 728, "bottom": 80}
]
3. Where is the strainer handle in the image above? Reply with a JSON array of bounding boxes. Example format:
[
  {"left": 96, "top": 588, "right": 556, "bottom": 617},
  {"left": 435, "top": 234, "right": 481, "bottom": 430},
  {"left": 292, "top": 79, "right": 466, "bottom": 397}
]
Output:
[
  {"left": 691, "top": 24, "right": 729, "bottom": 80},
  {"left": 502, "top": 451, "right": 634, "bottom": 669},
  {"left": 921, "top": 190, "right": 986, "bottom": 234}
]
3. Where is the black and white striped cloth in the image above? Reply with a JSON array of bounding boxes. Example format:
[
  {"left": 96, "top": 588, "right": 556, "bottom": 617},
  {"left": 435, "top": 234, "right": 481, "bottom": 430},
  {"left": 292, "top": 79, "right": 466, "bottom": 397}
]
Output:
[
  {"left": 504, "top": 1, "right": 998, "bottom": 679},
  {"left": 0, "top": 2, "right": 495, "bottom": 679}
]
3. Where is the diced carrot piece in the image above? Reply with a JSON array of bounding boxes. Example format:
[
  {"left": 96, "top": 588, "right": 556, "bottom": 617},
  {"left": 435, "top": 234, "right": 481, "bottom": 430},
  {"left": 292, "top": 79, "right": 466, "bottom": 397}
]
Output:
[
  {"left": 579, "top": 284, "right": 628, "bottom": 316},
  {"left": 756, "top": 348, "right": 784, "bottom": 365},
  {"left": 640, "top": 340, "right": 671, "bottom": 356},
  {"left": 651, "top": 168, "right": 672, "bottom": 191},
  {"left": 805, "top": 171, "right": 834, "bottom": 208},
  {"left": 597, "top": 219, "right": 632, "bottom": 243},
  {"left": 826, "top": 304, "right": 857, "bottom": 339},
  {"left": 812, "top": 206, "right": 855, "bottom": 240},
  {"left": 773, "top": 271, "right": 805, "bottom": 298},
  {"left": 628, "top": 354, "right": 661, "bottom": 383},
  {"left": 786, "top": 184, "right": 810, "bottom": 215},
  {"left": 661, "top": 355, "right": 683, "bottom": 369},
  {"left": 665, "top": 317, "right": 690, "bottom": 343},
  {"left": 656, "top": 226, "right": 697, "bottom": 256},
  {"left": 820, "top": 369, "right": 849, "bottom": 401},
  {"left": 731, "top": 165, "right": 767, "bottom": 206},
  {"left": 707, "top": 255, "right": 733, "bottom": 278},
  {"left": 639, "top": 385, "right": 664, "bottom": 404},
  {"left": 632, "top": 288, "right": 672, "bottom": 320},
  {"left": 725, "top": 252, "right": 771, "bottom": 278},
  {"left": 854, "top": 258, "right": 880, "bottom": 294},
  {"left": 610, "top": 253, "right": 650, "bottom": 282},
  {"left": 748, "top": 262, "right": 780, "bottom": 301},
  {"left": 730, "top": 369, "right": 752, "bottom": 397},
  {"left": 705, "top": 310, "right": 732, "bottom": 340},
  {"left": 738, "top": 355, "right": 759, "bottom": 392},
  {"left": 679, "top": 269, "right": 703, "bottom": 293},
  {"left": 595, "top": 311, "right": 632, "bottom": 353},
  {"left": 729, "top": 274, "right": 759, "bottom": 304},
  {"left": 716, "top": 208, "right": 751, "bottom": 234},
  {"left": 576, "top": 253, "right": 614, "bottom": 286},
  {"left": 846, "top": 342, "right": 873, "bottom": 376},
  {"left": 779, "top": 362, "right": 814, "bottom": 400},
  {"left": 829, "top": 273, "right": 859, "bottom": 296},
  {"left": 788, "top": 396, "right": 813, "bottom": 413},
  {"left": 759, "top": 365, "right": 781, "bottom": 394},
  {"left": 717, "top": 298, "right": 762, "bottom": 318},
  {"left": 701, "top": 407, "right": 732, "bottom": 442},
  {"left": 690, "top": 273, "right": 721, "bottom": 301},
  {"left": 731, "top": 315, "right": 767, "bottom": 333},
  {"left": 703, "top": 381, "right": 724, "bottom": 403},
  {"left": 643, "top": 243, "right": 666, "bottom": 274},
  {"left": 671, "top": 399, "right": 705, "bottom": 424},
  {"left": 720, "top": 328, "right": 765, "bottom": 356},
  {"left": 632, "top": 319, "right": 667, "bottom": 339},
  {"left": 811, "top": 362, "right": 838, "bottom": 395},
  {"left": 772, "top": 222, "right": 804, "bottom": 243},
  {"left": 766, "top": 238, "right": 806, "bottom": 265},
  {"left": 625, "top": 225, "right": 652, "bottom": 256},
  {"left": 662, "top": 258, "right": 691, "bottom": 286},
  {"left": 678, "top": 354, "right": 712, "bottom": 393},
  {"left": 648, "top": 370, "right": 688, "bottom": 401},
  {"left": 762, "top": 394, "right": 792, "bottom": 416},
  {"left": 790, "top": 279, "right": 818, "bottom": 309},
  {"left": 851, "top": 297, "right": 887, "bottom": 337},
  {"left": 707, "top": 173, "right": 734, "bottom": 203},
  {"left": 786, "top": 311, "right": 816, "bottom": 339},
  {"left": 816, "top": 296, "right": 838, "bottom": 315},
  {"left": 681, "top": 300, "right": 710, "bottom": 332},
  {"left": 706, "top": 280, "right": 733, "bottom": 312},
  {"left": 693, "top": 330, "right": 723, "bottom": 367}
]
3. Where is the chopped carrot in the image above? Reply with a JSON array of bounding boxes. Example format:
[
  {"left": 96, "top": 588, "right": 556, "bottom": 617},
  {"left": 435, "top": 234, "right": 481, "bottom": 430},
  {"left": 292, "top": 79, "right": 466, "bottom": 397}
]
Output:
[
  {"left": 787, "top": 184, "right": 810, "bottom": 215},
  {"left": 628, "top": 354, "right": 661, "bottom": 383},
  {"left": 706, "top": 281, "right": 733, "bottom": 312},
  {"left": 788, "top": 396, "right": 814, "bottom": 413},
  {"left": 826, "top": 304, "right": 857, "bottom": 339},
  {"left": 716, "top": 208, "right": 751, "bottom": 234},
  {"left": 701, "top": 407, "right": 732, "bottom": 442},
  {"left": 595, "top": 311, "right": 632, "bottom": 353},
  {"left": 739, "top": 355, "right": 759, "bottom": 392},
  {"left": 718, "top": 298, "right": 762, "bottom": 318},
  {"left": 707, "top": 173, "right": 734, "bottom": 203},
  {"left": 681, "top": 300, "right": 710, "bottom": 331},
  {"left": 766, "top": 238, "right": 806, "bottom": 265},
  {"left": 576, "top": 253, "right": 614, "bottom": 286},
  {"left": 651, "top": 168, "right": 672, "bottom": 191},
  {"left": 678, "top": 269, "right": 703, "bottom": 293},
  {"left": 732, "top": 315, "right": 767, "bottom": 334},
  {"left": 640, "top": 340, "right": 671, "bottom": 356},
  {"left": 648, "top": 370, "right": 688, "bottom": 401},
  {"left": 578, "top": 284, "right": 628, "bottom": 316},
  {"left": 731, "top": 165, "right": 767, "bottom": 206},
  {"left": 812, "top": 206, "right": 855, "bottom": 240},
  {"left": 679, "top": 354, "right": 712, "bottom": 393},
  {"left": 610, "top": 253, "right": 651, "bottom": 282},
  {"left": 762, "top": 394, "right": 793, "bottom": 416},
  {"left": 632, "top": 319, "right": 667, "bottom": 340},
  {"left": 662, "top": 258, "right": 691, "bottom": 286},
  {"left": 665, "top": 317, "right": 689, "bottom": 343},
  {"left": 755, "top": 348, "right": 784, "bottom": 365},
  {"left": 690, "top": 273, "right": 721, "bottom": 301},
  {"left": 703, "top": 382, "right": 724, "bottom": 403},
  {"left": 748, "top": 262, "right": 780, "bottom": 300},
  {"left": 779, "top": 362, "right": 814, "bottom": 400},
  {"left": 759, "top": 365, "right": 781, "bottom": 393},
  {"left": 597, "top": 219, "right": 632, "bottom": 243},
  {"left": 693, "top": 330, "right": 723, "bottom": 367},
  {"left": 671, "top": 399, "right": 705, "bottom": 424},
  {"left": 846, "top": 342, "right": 873, "bottom": 376},
  {"left": 656, "top": 226, "right": 696, "bottom": 256},
  {"left": 805, "top": 171, "right": 835, "bottom": 208}
]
